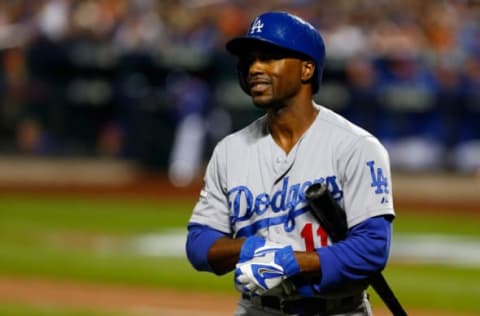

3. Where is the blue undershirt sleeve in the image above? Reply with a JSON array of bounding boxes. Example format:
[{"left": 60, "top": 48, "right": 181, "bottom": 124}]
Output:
[
  {"left": 185, "top": 223, "right": 229, "bottom": 273},
  {"left": 316, "top": 215, "right": 393, "bottom": 291}
]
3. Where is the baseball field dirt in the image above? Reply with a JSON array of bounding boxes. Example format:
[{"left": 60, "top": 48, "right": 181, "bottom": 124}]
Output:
[{"left": 0, "top": 276, "right": 475, "bottom": 316}]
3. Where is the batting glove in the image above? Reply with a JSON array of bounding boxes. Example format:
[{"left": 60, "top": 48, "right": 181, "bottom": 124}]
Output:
[
  {"left": 235, "top": 245, "right": 300, "bottom": 295},
  {"left": 238, "top": 235, "right": 285, "bottom": 263}
]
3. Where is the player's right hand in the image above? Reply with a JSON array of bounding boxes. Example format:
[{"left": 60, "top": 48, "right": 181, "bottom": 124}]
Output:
[{"left": 234, "top": 245, "right": 300, "bottom": 295}]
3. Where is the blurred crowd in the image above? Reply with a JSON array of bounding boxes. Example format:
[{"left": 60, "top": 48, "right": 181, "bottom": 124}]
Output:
[{"left": 0, "top": 0, "right": 479, "bottom": 184}]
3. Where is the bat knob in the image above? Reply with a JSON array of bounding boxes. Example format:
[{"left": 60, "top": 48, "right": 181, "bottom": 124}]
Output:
[{"left": 305, "top": 183, "right": 327, "bottom": 201}]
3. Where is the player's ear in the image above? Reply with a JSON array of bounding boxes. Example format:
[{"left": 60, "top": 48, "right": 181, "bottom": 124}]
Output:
[{"left": 301, "top": 61, "right": 315, "bottom": 82}]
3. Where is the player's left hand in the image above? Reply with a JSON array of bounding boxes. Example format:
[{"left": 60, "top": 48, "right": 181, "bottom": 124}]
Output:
[
  {"left": 238, "top": 235, "right": 284, "bottom": 263},
  {"left": 235, "top": 246, "right": 300, "bottom": 295}
]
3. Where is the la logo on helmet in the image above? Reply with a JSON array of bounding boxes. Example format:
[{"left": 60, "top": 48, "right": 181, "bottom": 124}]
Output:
[{"left": 250, "top": 18, "right": 264, "bottom": 34}]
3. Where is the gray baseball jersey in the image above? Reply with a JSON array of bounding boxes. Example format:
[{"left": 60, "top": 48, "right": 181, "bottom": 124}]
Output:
[{"left": 189, "top": 104, "right": 395, "bottom": 250}]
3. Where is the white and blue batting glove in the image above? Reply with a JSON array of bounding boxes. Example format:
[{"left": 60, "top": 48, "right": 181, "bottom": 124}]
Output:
[
  {"left": 238, "top": 235, "right": 284, "bottom": 263},
  {"left": 235, "top": 245, "right": 300, "bottom": 295}
]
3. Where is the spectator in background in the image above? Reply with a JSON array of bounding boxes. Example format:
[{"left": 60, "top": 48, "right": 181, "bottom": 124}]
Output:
[
  {"left": 375, "top": 54, "right": 444, "bottom": 171},
  {"left": 343, "top": 56, "right": 380, "bottom": 136},
  {"left": 166, "top": 71, "right": 210, "bottom": 187},
  {"left": 452, "top": 8, "right": 480, "bottom": 173},
  {"left": 0, "top": 0, "right": 480, "bottom": 175},
  {"left": 368, "top": 14, "right": 445, "bottom": 171},
  {"left": 431, "top": 55, "right": 464, "bottom": 160},
  {"left": 453, "top": 54, "right": 480, "bottom": 173}
]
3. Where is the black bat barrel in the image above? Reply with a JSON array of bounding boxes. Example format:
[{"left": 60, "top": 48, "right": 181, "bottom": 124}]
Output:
[{"left": 305, "top": 183, "right": 348, "bottom": 242}]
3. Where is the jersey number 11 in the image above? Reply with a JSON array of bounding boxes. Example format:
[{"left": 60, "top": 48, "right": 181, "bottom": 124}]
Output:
[{"left": 301, "top": 223, "right": 328, "bottom": 251}]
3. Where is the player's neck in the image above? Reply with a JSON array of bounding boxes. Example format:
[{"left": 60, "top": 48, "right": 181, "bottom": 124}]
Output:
[{"left": 268, "top": 101, "right": 318, "bottom": 154}]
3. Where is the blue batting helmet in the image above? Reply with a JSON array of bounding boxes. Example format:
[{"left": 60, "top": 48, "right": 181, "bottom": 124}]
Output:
[{"left": 226, "top": 11, "right": 326, "bottom": 94}]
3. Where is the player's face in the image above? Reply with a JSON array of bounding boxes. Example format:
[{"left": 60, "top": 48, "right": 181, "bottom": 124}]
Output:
[{"left": 238, "top": 48, "right": 310, "bottom": 108}]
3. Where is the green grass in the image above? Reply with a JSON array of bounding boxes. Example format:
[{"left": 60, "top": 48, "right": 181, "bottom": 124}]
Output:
[
  {"left": 0, "top": 194, "right": 235, "bottom": 292},
  {"left": 393, "top": 212, "right": 480, "bottom": 237},
  {"left": 0, "top": 195, "right": 193, "bottom": 234},
  {"left": 370, "top": 264, "right": 480, "bottom": 314},
  {"left": 0, "top": 303, "right": 129, "bottom": 316},
  {"left": 0, "top": 194, "right": 479, "bottom": 314},
  {"left": 378, "top": 265, "right": 480, "bottom": 312}
]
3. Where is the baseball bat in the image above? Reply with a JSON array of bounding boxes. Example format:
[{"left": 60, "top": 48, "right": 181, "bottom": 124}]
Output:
[{"left": 305, "top": 183, "right": 407, "bottom": 316}]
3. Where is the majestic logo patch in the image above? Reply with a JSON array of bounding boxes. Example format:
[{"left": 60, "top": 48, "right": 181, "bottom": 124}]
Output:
[
  {"left": 250, "top": 17, "right": 264, "bottom": 34},
  {"left": 367, "top": 160, "right": 389, "bottom": 194}
]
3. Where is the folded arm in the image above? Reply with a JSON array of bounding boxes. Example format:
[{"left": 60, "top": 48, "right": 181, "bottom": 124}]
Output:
[
  {"left": 186, "top": 215, "right": 392, "bottom": 289},
  {"left": 186, "top": 224, "right": 243, "bottom": 275}
]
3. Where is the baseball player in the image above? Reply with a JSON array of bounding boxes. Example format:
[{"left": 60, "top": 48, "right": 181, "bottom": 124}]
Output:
[{"left": 186, "top": 11, "right": 395, "bottom": 316}]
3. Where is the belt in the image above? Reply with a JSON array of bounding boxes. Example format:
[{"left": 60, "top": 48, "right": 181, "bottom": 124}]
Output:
[{"left": 242, "top": 293, "right": 364, "bottom": 315}]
